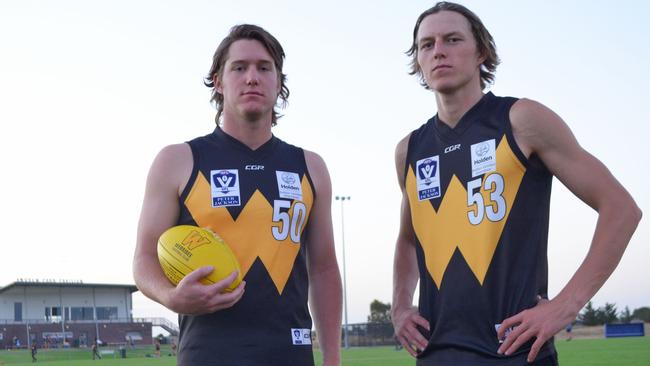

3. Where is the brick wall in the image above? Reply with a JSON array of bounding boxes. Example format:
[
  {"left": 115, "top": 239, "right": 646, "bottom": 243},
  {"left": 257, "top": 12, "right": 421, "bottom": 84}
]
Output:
[{"left": 0, "top": 322, "right": 152, "bottom": 349}]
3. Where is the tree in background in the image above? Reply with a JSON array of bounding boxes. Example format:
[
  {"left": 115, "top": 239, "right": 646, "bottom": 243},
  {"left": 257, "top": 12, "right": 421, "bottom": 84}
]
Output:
[
  {"left": 596, "top": 303, "right": 618, "bottom": 324},
  {"left": 368, "top": 300, "right": 391, "bottom": 323},
  {"left": 619, "top": 306, "right": 632, "bottom": 323},
  {"left": 632, "top": 307, "right": 650, "bottom": 322},
  {"left": 580, "top": 302, "right": 650, "bottom": 325},
  {"left": 579, "top": 301, "right": 599, "bottom": 326},
  {"left": 367, "top": 300, "right": 394, "bottom": 345}
]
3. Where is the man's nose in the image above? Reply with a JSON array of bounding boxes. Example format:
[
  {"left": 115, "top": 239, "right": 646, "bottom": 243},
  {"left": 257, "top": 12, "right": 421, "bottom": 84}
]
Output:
[
  {"left": 246, "top": 69, "right": 259, "bottom": 85},
  {"left": 433, "top": 39, "right": 446, "bottom": 59}
]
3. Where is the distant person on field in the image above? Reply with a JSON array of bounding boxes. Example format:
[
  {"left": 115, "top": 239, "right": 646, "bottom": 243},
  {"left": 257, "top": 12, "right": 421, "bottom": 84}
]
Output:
[
  {"left": 31, "top": 343, "right": 37, "bottom": 362},
  {"left": 391, "top": 2, "right": 642, "bottom": 365},
  {"left": 565, "top": 323, "right": 573, "bottom": 341},
  {"left": 154, "top": 339, "right": 161, "bottom": 357},
  {"left": 91, "top": 341, "right": 101, "bottom": 360}
]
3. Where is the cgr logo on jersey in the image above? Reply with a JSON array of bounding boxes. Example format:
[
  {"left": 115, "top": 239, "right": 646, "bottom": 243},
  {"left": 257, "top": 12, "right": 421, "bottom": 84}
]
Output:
[
  {"left": 210, "top": 169, "right": 241, "bottom": 207},
  {"left": 416, "top": 156, "right": 441, "bottom": 201},
  {"left": 471, "top": 139, "right": 496, "bottom": 177},
  {"left": 444, "top": 144, "right": 461, "bottom": 154},
  {"left": 276, "top": 171, "right": 303, "bottom": 201},
  {"left": 245, "top": 165, "right": 264, "bottom": 170}
]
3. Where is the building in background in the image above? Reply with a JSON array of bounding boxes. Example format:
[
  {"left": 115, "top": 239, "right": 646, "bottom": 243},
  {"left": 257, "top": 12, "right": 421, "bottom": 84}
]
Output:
[{"left": 0, "top": 280, "right": 170, "bottom": 349}]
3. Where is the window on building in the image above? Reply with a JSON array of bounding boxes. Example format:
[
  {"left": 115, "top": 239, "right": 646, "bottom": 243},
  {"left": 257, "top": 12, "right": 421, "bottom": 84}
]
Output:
[
  {"left": 14, "top": 302, "right": 22, "bottom": 322},
  {"left": 71, "top": 307, "right": 94, "bottom": 321},
  {"left": 96, "top": 307, "right": 118, "bottom": 320},
  {"left": 125, "top": 331, "right": 143, "bottom": 341},
  {"left": 45, "top": 306, "right": 62, "bottom": 323}
]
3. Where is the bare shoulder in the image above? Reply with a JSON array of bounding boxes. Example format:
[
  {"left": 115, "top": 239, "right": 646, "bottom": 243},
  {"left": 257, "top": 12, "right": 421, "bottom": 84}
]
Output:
[
  {"left": 304, "top": 149, "right": 327, "bottom": 171},
  {"left": 510, "top": 98, "right": 573, "bottom": 157},
  {"left": 303, "top": 149, "right": 331, "bottom": 193},
  {"left": 149, "top": 143, "right": 193, "bottom": 195},
  {"left": 394, "top": 133, "right": 412, "bottom": 188},
  {"left": 155, "top": 143, "right": 192, "bottom": 165},
  {"left": 510, "top": 98, "right": 561, "bottom": 128},
  {"left": 395, "top": 133, "right": 411, "bottom": 165}
]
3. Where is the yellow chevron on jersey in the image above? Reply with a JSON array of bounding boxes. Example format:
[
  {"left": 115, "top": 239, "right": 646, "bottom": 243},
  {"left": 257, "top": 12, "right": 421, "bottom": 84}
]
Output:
[
  {"left": 406, "top": 135, "right": 525, "bottom": 288},
  {"left": 184, "top": 171, "right": 313, "bottom": 294}
]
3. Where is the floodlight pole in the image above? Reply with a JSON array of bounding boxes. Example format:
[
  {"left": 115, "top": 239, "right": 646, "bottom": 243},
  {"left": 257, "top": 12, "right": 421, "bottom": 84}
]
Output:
[{"left": 335, "top": 195, "right": 350, "bottom": 349}]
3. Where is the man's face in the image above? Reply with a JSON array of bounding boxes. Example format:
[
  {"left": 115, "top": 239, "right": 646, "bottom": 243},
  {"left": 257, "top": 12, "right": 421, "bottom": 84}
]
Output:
[
  {"left": 216, "top": 39, "right": 280, "bottom": 122},
  {"left": 416, "top": 11, "right": 484, "bottom": 93}
]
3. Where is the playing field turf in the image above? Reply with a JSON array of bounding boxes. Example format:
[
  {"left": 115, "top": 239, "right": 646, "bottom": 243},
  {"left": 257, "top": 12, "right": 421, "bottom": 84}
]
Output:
[{"left": 0, "top": 336, "right": 648, "bottom": 365}]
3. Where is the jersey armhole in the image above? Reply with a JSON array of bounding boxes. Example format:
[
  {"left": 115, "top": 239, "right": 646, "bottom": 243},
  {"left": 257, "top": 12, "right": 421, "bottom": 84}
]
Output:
[
  {"left": 404, "top": 132, "right": 417, "bottom": 183},
  {"left": 503, "top": 97, "right": 530, "bottom": 170},
  {"left": 300, "top": 148, "right": 317, "bottom": 203},
  {"left": 178, "top": 141, "right": 199, "bottom": 203},
  {"left": 504, "top": 98, "right": 553, "bottom": 178}
]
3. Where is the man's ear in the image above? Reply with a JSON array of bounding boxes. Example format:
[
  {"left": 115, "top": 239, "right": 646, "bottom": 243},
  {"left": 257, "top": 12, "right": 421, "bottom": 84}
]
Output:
[
  {"left": 477, "top": 49, "right": 487, "bottom": 67},
  {"left": 215, "top": 75, "right": 223, "bottom": 94}
]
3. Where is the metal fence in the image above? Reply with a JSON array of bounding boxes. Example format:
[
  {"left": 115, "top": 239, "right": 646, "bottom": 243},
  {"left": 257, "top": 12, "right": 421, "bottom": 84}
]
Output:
[{"left": 342, "top": 322, "right": 396, "bottom": 347}]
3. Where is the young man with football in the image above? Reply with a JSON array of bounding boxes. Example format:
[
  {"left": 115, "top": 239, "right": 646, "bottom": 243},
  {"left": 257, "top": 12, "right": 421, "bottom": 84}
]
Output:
[
  {"left": 133, "top": 24, "right": 342, "bottom": 366},
  {"left": 391, "top": 2, "right": 641, "bottom": 365}
]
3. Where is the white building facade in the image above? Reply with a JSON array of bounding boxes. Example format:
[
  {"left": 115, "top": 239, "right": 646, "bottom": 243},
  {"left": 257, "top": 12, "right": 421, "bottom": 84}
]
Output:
[{"left": 0, "top": 281, "right": 152, "bottom": 349}]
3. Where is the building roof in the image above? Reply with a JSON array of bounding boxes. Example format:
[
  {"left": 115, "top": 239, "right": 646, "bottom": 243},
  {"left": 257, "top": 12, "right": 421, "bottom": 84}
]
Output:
[{"left": 0, "top": 281, "right": 139, "bottom": 294}]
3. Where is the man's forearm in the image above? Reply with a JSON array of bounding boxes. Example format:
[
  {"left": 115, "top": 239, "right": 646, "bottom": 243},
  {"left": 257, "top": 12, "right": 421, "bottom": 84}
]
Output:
[
  {"left": 555, "top": 200, "right": 641, "bottom": 314},
  {"left": 133, "top": 253, "right": 174, "bottom": 307},
  {"left": 392, "top": 240, "right": 419, "bottom": 315},
  {"left": 310, "top": 266, "right": 342, "bottom": 365}
]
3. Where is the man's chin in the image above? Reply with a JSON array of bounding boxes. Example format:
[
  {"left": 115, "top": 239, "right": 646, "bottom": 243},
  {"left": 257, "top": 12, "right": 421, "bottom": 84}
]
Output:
[{"left": 243, "top": 110, "right": 264, "bottom": 123}]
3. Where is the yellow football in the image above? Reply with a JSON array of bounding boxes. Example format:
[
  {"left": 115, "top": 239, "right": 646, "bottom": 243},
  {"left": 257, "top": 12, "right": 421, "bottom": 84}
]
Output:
[{"left": 157, "top": 225, "right": 242, "bottom": 292}]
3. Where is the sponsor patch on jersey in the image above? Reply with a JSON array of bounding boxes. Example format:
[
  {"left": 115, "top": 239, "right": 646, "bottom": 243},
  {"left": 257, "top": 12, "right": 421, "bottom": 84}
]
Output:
[
  {"left": 276, "top": 171, "right": 302, "bottom": 200},
  {"left": 471, "top": 139, "right": 496, "bottom": 177},
  {"left": 291, "top": 328, "right": 312, "bottom": 345},
  {"left": 416, "top": 156, "right": 441, "bottom": 201},
  {"left": 494, "top": 323, "right": 515, "bottom": 344},
  {"left": 210, "top": 169, "right": 241, "bottom": 207}
]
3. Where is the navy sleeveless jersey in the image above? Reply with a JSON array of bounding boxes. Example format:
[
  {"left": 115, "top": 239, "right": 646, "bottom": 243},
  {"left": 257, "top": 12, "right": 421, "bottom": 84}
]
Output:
[
  {"left": 176, "top": 128, "right": 315, "bottom": 366},
  {"left": 405, "top": 93, "right": 556, "bottom": 365}
]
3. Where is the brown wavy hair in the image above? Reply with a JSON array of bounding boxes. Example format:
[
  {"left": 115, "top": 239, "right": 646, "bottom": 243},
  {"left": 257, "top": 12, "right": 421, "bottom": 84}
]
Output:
[
  {"left": 204, "top": 24, "right": 289, "bottom": 126},
  {"left": 406, "top": 2, "right": 499, "bottom": 91}
]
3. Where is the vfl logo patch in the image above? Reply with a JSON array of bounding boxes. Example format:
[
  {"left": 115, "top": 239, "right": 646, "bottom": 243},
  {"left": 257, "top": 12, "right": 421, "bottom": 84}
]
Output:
[
  {"left": 471, "top": 139, "right": 496, "bottom": 177},
  {"left": 276, "top": 171, "right": 303, "bottom": 200},
  {"left": 416, "top": 156, "right": 441, "bottom": 201},
  {"left": 210, "top": 169, "right": 241, "bottom": 207}
]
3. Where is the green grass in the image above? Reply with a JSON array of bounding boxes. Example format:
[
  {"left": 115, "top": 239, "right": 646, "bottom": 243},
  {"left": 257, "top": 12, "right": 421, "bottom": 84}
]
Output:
[
  {"left": 1, "top": 337, "right": 648, "bottom": 365},
  {"left": 314, "top": 346, "right": 412, "bottom": 366},
  {"left": 0, "top": 346, "right": 177, "bottom": 366},
  {"left": 555, "top": 337, "right": 650, "bottom": 366}
]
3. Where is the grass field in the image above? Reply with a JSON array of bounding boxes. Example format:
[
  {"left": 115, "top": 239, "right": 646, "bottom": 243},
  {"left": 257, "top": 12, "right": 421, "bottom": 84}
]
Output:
[{"left": 0, "top": 337, "right": 648, "bottom": 365}]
